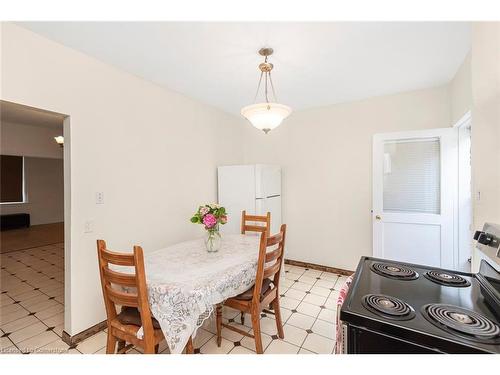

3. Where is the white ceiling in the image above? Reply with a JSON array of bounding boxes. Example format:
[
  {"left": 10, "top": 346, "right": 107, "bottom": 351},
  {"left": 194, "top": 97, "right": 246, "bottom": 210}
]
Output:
[
  {"left": 1, "top": 100, "right": 65, "bottom": 128},
  {"left": 18, "top": 22, "right": 471, "bottom": 115}
]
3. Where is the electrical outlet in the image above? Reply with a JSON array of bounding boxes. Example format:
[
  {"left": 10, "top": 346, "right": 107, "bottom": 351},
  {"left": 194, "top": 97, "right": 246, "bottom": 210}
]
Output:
[
  {"left": 95, "top": 192, "right": 104, "bottom": 204},
  {"left": 84, "top": 220, "right": 94, "bottom": 233}
]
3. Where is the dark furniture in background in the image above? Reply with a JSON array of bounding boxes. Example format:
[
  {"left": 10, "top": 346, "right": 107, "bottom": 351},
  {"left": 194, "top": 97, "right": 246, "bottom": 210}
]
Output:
[{"left": 1, "top": 213, "right": 30, "bottom": 231}]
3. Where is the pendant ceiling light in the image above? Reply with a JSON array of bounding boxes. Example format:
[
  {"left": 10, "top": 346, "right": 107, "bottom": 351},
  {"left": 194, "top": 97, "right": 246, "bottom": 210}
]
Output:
[{"left": 241, "top": 47, "right": 292, "bottom": 134}]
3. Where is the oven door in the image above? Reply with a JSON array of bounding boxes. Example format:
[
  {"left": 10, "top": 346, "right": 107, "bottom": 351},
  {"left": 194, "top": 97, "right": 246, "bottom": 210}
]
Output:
[{"left": 346, "top": 324, "right": 442, "bottom": 354}]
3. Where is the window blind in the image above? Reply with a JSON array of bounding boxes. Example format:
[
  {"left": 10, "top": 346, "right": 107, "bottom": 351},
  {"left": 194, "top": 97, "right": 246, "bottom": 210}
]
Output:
[{"left": 383, "top": 139, "right": 440, "bottom": 214}]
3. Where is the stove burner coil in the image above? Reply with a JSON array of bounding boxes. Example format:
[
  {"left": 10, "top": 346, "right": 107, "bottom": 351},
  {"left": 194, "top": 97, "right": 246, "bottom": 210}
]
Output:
[
  {"left": 422, "top": 304, "right": 500, "bottom": 344},
  {"left": 362, "top": 294, "right": 415, "bottom": 321},
  {"left": 370, "top": 262, "right": 419, "bottom": 280},
  {"left": 424, "top": 270, "right": 471, "bottom": 287}
]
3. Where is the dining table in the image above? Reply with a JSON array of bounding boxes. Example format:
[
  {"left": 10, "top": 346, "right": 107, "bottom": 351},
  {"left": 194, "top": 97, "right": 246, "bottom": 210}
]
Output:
[{"left": 134, "top": 233, "right": 261, "bottom": 354}]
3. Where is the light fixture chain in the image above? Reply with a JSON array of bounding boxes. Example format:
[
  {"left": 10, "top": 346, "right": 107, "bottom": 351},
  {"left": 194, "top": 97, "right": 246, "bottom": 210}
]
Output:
[
  {"left": 268, "top": 71, "right": 278, "bottom": 102},
  {"left": 265, "top": 72, "right": 269, "bottom": 103},
  {"left": 253, "top": 71, "right": 264, "bottom": 103}
]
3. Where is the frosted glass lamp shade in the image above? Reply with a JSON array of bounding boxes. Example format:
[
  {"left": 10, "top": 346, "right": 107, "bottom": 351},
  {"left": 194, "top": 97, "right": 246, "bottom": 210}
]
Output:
[{"left": 241, "top": 102, "right": 292, "bottom": 133}]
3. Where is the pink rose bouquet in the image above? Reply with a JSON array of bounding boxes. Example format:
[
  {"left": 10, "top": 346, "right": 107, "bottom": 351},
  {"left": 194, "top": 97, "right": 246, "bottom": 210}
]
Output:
[{"left": 190, "top": 204, "right": 227, "bottom": 232}]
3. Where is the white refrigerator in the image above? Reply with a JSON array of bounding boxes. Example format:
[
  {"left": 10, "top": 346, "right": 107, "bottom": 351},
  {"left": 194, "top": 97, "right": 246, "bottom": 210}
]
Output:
[{"left": 217, "top": 164, "right": 282, "bottom": 236}]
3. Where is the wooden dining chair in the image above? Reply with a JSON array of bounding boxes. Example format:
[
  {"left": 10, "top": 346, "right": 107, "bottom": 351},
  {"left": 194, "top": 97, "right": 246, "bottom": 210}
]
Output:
[
  {"left": 97, "top": 240, "right": 194, "bottom": 354},
  {"left": 216, "top": 224, "right": 287, "bottom": 354},
  {"left": 241, "top": 210, "right": 271, "bottom": 238}
]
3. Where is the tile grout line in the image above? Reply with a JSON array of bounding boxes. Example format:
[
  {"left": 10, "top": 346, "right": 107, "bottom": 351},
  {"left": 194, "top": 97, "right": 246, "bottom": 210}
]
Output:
[{"left": 1, "top": 246, "right": 66, "bottom": 353}]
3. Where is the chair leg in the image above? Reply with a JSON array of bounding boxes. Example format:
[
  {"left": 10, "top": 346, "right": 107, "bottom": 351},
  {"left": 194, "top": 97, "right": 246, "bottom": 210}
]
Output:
[
  {"left": 185, "top": 337, "right": 194, "bottom": 354},
  {"left": 117, "top": 340, "right": 126, "bottom": 353},
  {"left": 154, "top": 344, "right": 159, "bottom": 354},
  {"left": 272, "top": 298, "right": 285, "bottom": 339},
  {"left": 106, "top": 332, "right": 118, "bottom": 354},
  {"left": 216, "top": 304, "right": 222, "bottom": 347},
  {"left": 240, "top": 311, "right": 245, "bottom": 325},
  {"left": 251, "top": 310, "right": 264, "bottom": 354}
]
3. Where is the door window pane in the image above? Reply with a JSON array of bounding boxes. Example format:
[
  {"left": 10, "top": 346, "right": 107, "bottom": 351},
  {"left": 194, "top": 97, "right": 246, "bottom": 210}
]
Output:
[{"left": 383, "top": 138, "right": 440, "bottom": 214}]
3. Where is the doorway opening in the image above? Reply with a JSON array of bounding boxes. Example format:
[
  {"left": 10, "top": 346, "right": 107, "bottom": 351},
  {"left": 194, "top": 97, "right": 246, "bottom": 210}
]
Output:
[
  {"left": 455, "top": 111, "right": 472, "bottom": 272},
  {"left": 0, "top": 100, "right": 70, "bottom": 353}
]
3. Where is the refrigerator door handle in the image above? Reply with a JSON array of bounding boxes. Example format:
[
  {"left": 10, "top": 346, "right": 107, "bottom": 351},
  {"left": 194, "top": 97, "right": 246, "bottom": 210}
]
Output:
[{"left": 266, "top": 194, "right": 280, "bottom": 198}]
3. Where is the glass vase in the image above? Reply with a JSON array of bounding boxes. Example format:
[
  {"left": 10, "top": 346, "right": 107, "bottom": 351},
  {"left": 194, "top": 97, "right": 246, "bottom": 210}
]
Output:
[{"left": 205, "top": 228, "right": 221, "bottom": 253}]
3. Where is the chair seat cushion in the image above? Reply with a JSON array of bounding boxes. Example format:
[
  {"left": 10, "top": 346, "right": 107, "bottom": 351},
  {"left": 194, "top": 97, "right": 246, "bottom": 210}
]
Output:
[
  {"left": 234, "top": 278, "right": 273, "bottom": 300},
  {"left": 117, "top": 307, "right": 161, "bottom": 329}
]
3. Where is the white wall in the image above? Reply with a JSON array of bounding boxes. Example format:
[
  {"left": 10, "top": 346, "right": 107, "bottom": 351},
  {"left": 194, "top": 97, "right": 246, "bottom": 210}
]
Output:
[
  {"left": 470, "top": 22, "right": 500, "bottom": 228},
  {"left": 1, "top": 121, "right": 63, "bottom": 159},
  {"left": 449, "top": 53, "right": 472, "bottom": 125},
  {"left": 1, "top": 157, "right": 64, "bottom": 225},
  {"left": 243, "top": 86, "right": 451, "bottom": 271},
  {"left": 1, "top": 23, "right": 245, "bottom": 335}
]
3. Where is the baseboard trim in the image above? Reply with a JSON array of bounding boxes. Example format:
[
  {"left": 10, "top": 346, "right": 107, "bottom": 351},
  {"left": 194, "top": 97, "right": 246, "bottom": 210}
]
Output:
[
  {"left": 285, "top": 259, "right": 354, "bottom": 276},
  {"left": 62, "top": 320, "right": 107, "bottom": 347}
]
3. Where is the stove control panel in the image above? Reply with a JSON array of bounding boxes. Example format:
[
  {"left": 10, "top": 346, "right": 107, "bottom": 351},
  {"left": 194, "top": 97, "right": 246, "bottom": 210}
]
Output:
[{"left": 474, "top": 231, "right": 500, "bottom": 248}]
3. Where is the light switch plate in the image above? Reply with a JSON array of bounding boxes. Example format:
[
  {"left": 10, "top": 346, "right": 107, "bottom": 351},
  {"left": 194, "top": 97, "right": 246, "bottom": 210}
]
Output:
[
  {"left": 95, "top": 192, "right": 104, "bottom": 204},
  {"left": 84, "top": 220, "right": 94, "bottom": 233}
]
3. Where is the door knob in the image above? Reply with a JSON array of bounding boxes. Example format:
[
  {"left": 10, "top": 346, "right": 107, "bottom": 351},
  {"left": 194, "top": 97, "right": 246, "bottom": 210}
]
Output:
[{"left": 375, "top": 215, "right": 382, "bottom": 220}]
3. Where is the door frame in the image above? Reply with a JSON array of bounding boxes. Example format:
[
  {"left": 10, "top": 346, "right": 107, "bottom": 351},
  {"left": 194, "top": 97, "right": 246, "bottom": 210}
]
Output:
[
  {"left": 372, "top": 127, "right": 459, "bottom": 269},
  {"left": 453, "top": 111, "right": 472, "bottom": 271}
]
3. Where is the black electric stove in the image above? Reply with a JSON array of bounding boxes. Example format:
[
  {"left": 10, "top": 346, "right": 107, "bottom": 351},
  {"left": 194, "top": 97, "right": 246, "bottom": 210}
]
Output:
[{"left": 340, "top": 257, "right": 500, "bottom": 354}]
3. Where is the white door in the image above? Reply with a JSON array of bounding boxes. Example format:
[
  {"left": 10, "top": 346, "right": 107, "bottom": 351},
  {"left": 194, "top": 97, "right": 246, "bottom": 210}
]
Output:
[{"left": 373, "top": 128, "right": 458, "bottom": 269}]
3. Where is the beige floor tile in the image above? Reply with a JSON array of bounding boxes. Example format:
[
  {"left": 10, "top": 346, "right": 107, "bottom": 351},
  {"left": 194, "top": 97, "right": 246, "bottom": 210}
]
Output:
[
  {"left": 284, "top": 288, "right": 307, "bottom": 301},
  {"left": 1, "top": 336, "right": 14, "bottom": 349},
  {"left": 265, "top": 339, "right": 300, "bottom": 354},
  {"left": 200, "top": 336, "right": 233, "bottom": 354},
  {"left": 296, "top": 301, "right": 321, "bottom": 317},
  {"left": 256, "top": 316, "right": 281, "bottom": 336},
  {"left": 53, "top": 324, "right": 64, "bottom": 336},
  {"left": 281, "top": 279, "right": 294, "bottom": 288},
  {"left": 9, "top": 289, "right": 44, "bottom": 303},
  {"left": 193, "top": 328, "right": 214, "bottom": 348},
  {"left": 229, "top": 345, "right": 255, "bottom": 354},
  {"left": 286, "top": 312, "right": 315, "bottom": 330},
  {"left": 1, "top": 309, "right": 30, "bottom": 325},
  {"left": 298, "top": 275, "right": 317, "bottom": 285},
  {"left": 320, "top": 272, "right": 340, "bottom": 281},
  {"left": 282, "top": 324, "right": 307, "bottom": 347},
  {"left": 286, "top": 267, "right": 304, "bottom": 276},
  {"left": 0, "top": 302, "right": 25, "bottom": 316},
  {"left": 302, "top": 333, "right": 335, "bottom": 354},
  {"left": 18, "top": 331, "right": 60, "bottom": 353},
  {"left": 35, "top": 303, "right": 64, "bottom": 320},
  {"left": 318, "top": 308, "right": 336, "bottom": 323},
  {"left": 6, "top": 283, "right": 34, "bottom": 297},
  {"left": 309, "top": 285, "right": 331, "bottom": 297},
  {"left": 290, "top": 281, "right": 312, "bottom": 292},
  {"left": 0, "top": 314, "right": 39, "bottom": 333},
  {"left": 0, "top": 295, "right": 14, "bottom": 307},
  {"left": 38, "top": 338, "right": 71, "bottom": 354},
  {"left": 299, "top": 348, "right": 315, "bottom": 354},
  {"left": 303, "top": 293, "right": 327, "bottom": 306},
  {"left": 9, "top": 321, "right": 47, "bottom": 343},
  {"left": 76, "top": 331, "right": 107, "bottom": 353},
  {"left": 241, "top": 330, "right": 272, "bottom": 351},
  {"left": 24, "top": 299, "right": 59, "bottom": 314},
  {"left": 220, "top": 325, "right": 245, "bottom": 342},
  {"left": 279, "top": 296, "right": 300, "bottom": 310},
  {"left": 42, "top": 312, "right": 64, "bottom": 327},
  {"left": 315, "top": 279, "right": 336, "bottom": 289},
  {"left": 312, "top": 319, "right": 335, "bottom": 339},
  {"left": 324, "top": 296, "right": 337, "bottom": 310}
]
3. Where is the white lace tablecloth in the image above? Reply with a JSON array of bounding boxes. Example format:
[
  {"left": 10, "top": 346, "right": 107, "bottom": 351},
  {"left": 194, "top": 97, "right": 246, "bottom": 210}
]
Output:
[{"left": 140, "top": 234, "right": 260, "bottom": 353}]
